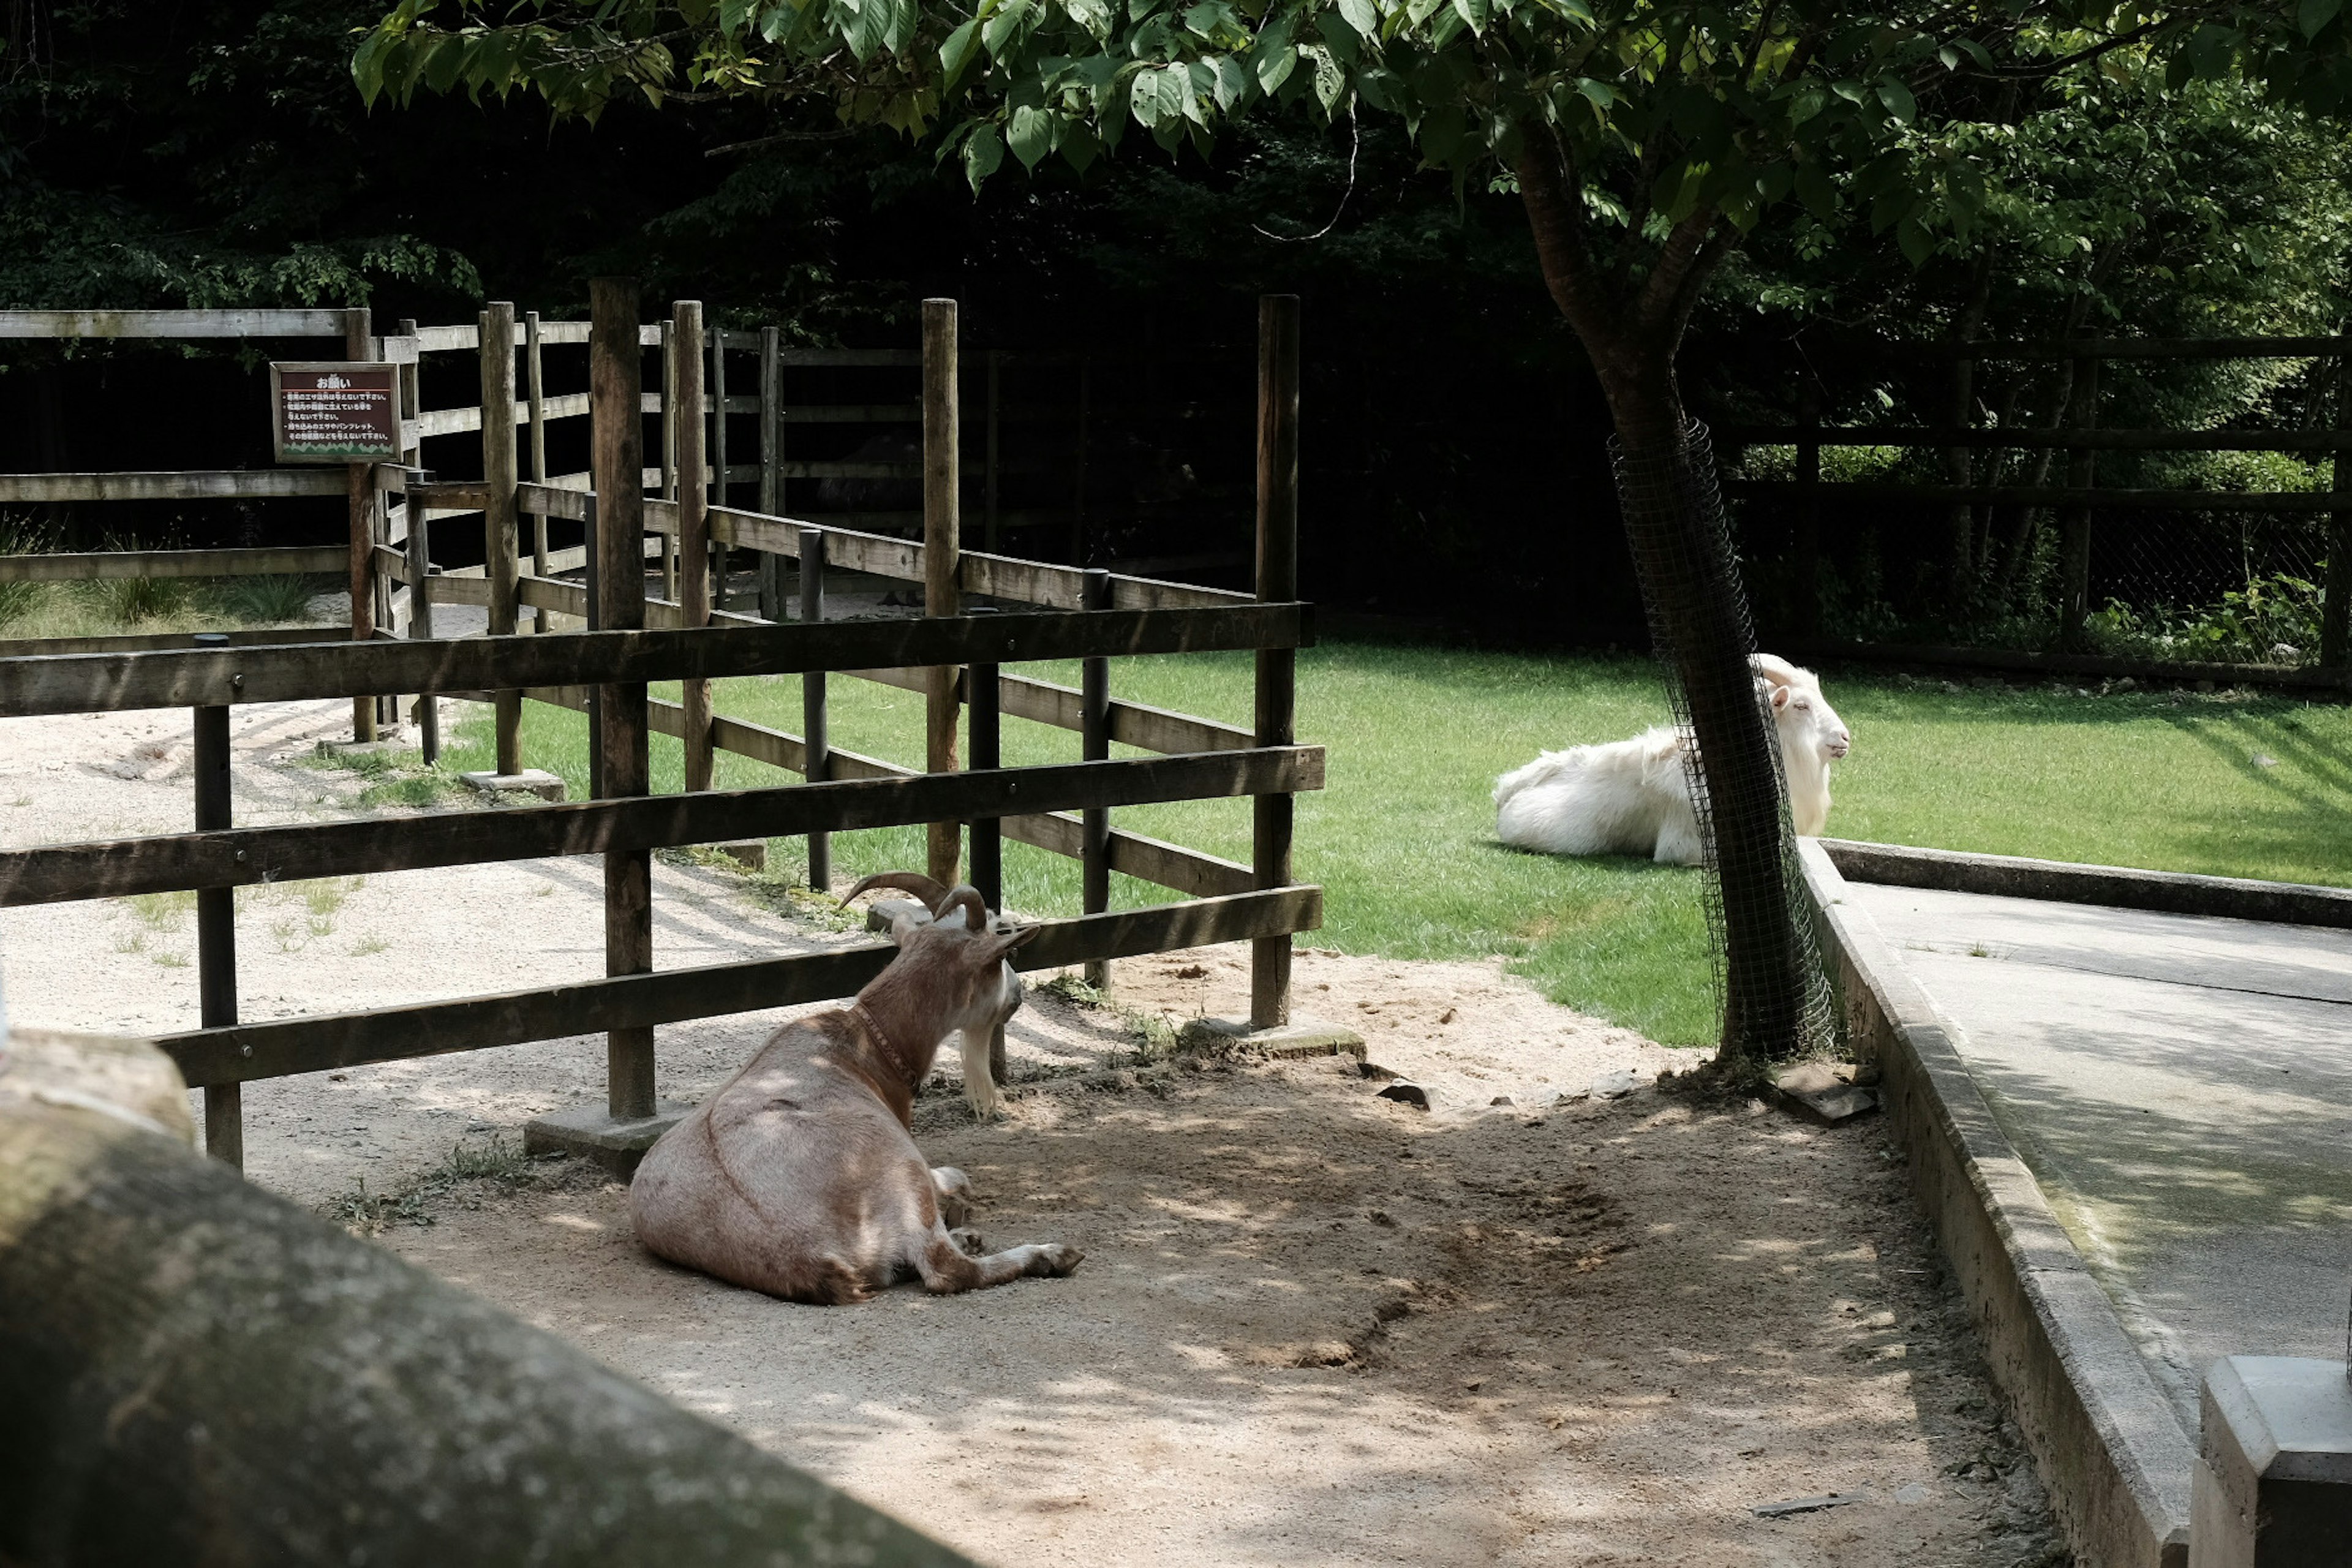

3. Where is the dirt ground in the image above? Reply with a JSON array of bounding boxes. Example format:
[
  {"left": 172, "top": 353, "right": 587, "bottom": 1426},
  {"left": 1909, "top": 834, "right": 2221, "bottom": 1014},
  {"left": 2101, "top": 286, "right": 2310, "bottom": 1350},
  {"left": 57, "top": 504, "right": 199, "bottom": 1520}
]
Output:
[{"left": 0, "top": 699, "right": 2068, "bottom": 1567}]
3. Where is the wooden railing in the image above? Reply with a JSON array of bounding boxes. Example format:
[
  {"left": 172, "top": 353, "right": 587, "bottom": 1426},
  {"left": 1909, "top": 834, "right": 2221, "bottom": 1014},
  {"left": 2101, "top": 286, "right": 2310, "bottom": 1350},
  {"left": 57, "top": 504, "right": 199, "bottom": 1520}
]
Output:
[{"left": 0, "top": 290, "right": 1317, "bottom": 1170}]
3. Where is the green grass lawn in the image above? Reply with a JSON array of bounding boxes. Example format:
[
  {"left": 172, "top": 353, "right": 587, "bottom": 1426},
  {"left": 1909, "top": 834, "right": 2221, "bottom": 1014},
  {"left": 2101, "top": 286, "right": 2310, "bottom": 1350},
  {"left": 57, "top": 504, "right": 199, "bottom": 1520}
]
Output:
[{"left": 445, "top": 636, "right": 2352, "bottom": 1047}]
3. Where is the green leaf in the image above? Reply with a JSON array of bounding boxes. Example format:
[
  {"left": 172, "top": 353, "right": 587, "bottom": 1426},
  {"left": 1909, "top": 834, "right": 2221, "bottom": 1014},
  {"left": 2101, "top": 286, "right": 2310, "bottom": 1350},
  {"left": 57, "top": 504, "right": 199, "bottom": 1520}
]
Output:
[
  {"left": 1794, "top": 159, "right": 1836, "bottom": 219},
  {"left": 1316, "top": 12, "right": 1360, "bottom": 64},
  {"left": 1208, "top": 53, "right": 1247, "bottom": 110},
  {"left": 1183, "top": 0, "right": 1240, "bottom": 39},
  {"left": 1008, "top": 104, "right": 1055, "bottom": 167},
  {"left": 2302, "top": 0, "right": 2342, "bottom": 36},
  {"left": 1450, "top": 0, "right": 1488, "bottom": 34},
  {"left": 1896, "top": 215, "right": 1934, "bottom": 267},
  {"left": 940, "top": 17, "right": 982, "bottom": 79},
  {"left": 1256, "top": 42, "right": 1299, "bottom": 93},
  {"left": 963, "top": 120, "right": 1005, "bottom": 189},
  {"left": 1059, "top": 119, "right": 1101, "bottom": 173},
  {"left": 1877, "top": 77, "right": 1916, "bottom": 125},
  {"left": 1308, "top": 44, "right": 1346, "bottom": 112},
  {"left": 982, "top": 0, "right": 1033, "bottom": 58},
  {"left": 1340, "top": 0, "right": 1382, "bottom": 37}
]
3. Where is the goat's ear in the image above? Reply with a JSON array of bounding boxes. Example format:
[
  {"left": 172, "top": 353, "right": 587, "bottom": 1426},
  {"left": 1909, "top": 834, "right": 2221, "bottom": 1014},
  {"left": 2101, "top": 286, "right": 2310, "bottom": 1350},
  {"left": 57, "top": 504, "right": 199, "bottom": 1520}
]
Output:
[
  {"left": 1768, "top": 684, "right": 1793, "bottom": 711},
  {"left": 976, "top": 924, "right": 1041, "bottom": 963}
]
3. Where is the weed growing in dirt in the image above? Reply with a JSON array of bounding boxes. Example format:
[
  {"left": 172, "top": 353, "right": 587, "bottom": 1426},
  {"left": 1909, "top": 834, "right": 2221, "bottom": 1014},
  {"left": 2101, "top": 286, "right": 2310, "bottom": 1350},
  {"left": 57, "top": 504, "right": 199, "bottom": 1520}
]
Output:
[
  {"left": 152, "top": 951, "right": 190, "bottom": 968},
  {"left": 215, "top": 573, "right": 323, "bottom": 624},
  {"left": 296, "top": 747, "right": 469, "bottom": 810},
  {"left": 323, "top": 1136, "right": 567, "bottom": 1238},
  {"left": 0, "top": 514, "right": 56, "bottom": 627},
  {"left": 128, "top": 889, "right": 196, "bottom": 931},
  {"left": 1033, "top": 973, "right": 1181, "bottom": 1064},
  {"left": 352, "top": 935, "right": 390, "bottom": 956},
  {"left": 717, "top": 852, "right": 867, "bottom": 932}
]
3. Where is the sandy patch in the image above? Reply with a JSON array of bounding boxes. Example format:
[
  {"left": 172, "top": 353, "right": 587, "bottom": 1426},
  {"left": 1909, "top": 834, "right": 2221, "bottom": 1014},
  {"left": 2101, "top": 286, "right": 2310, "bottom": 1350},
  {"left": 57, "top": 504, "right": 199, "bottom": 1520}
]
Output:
[{"left": 0, "top": 699, "right": 2066, "bottom": 1566}]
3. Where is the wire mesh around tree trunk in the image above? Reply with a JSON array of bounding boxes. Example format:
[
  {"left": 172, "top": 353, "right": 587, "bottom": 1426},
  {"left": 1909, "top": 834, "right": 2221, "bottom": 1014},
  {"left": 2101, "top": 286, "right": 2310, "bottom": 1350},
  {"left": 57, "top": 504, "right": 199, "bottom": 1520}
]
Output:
[{"left": 1610, "top": 418, "right": 1838, "bottom": 1063}]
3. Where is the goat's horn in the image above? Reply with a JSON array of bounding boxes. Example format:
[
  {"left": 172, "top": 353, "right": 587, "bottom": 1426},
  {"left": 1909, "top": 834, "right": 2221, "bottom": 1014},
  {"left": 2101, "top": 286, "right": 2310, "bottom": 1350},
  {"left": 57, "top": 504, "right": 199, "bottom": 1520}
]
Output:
[
  {"left": 839, "top": 870, "right": 951, "bottom": 910},
  {"left": 935, "top": 885, "right": 989, "bottom": 931}
]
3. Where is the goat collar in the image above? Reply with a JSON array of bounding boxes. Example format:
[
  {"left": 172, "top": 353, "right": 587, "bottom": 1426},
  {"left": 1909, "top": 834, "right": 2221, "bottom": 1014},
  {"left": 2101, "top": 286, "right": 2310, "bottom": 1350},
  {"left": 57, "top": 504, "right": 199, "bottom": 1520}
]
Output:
[{"left": 846, "top": 1001, "right": 924, "bottom": 1091}]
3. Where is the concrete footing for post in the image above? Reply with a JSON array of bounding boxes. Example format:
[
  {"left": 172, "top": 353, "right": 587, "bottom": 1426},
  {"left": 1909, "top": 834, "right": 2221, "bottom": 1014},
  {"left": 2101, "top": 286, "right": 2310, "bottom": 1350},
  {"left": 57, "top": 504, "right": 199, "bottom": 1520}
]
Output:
[
  {"left": 2193, "top": 1357, "right": 2352, "bottom": 1566},
  {"left": 461, "top": 769, "right": 567, "bottom": 802},
  {"left": 1177, "top": 1015, "right": 1365, "bottom": 1060},
  {"left": 522, "top": 1101, "right": 693, "bottom": 1178}
]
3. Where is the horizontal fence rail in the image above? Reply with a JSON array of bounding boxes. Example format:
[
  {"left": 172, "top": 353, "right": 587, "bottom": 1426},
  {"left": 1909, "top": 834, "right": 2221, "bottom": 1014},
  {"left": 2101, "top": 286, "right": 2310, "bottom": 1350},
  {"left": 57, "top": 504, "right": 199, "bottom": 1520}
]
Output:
[
  {"left": 0, "top": 748, "right": 1322, "bottom": 907},
  {"left": 156, "top": 887, "right": 1322, "bottom": 1090},
  {"left": 0, "top": 470, "right": 351, "bottom": 503},
  {"left": 0, "top": 309, "right": 350, "bottom": 338},
  {"left": 0, "top": 546, "right": 347, "bottom": 582},
  {"left": 0, "top": 605, "right": 1313, "bottom": 717}
]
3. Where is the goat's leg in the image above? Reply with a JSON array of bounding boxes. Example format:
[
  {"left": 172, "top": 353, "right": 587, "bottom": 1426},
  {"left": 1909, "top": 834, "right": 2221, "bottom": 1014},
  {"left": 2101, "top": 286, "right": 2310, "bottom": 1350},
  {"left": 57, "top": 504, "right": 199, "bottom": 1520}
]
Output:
[
  {"left": 913, "top": 1219, "right": 1082, "bottom": 1294},
  {"left": 930, "top": 1165, "right": 974, "bottom": 1231},
  {"left": 957, "top": 1028, "right": 1003, "bottom": 1120}
]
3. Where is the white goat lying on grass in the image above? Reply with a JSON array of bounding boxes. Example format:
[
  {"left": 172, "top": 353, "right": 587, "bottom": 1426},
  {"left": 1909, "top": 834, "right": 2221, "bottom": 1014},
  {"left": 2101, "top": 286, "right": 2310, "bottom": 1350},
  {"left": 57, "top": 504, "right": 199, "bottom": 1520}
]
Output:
[{"left": 1493, "top": 655, "right": 1852, "bottom": 866}]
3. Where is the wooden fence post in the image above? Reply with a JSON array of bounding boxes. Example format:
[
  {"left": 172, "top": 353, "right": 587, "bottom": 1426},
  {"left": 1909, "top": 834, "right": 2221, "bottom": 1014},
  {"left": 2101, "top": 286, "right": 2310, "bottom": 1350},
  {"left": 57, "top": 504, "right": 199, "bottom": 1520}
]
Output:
[
  {"left": 482, "top": 301, "right": 522, "bottom": 774},
  {"left": 676, "top": 300, "right": 714, "bottom": 794},
  {"left": 712, "top": 326, "right": 730, "bottom": 609},
  {"left": 344, "top": 308, "right": 377, "bottom": 743},
  {"left": 2058, "top": 350, "right": 2100, "bottom": 652},
  {"left": 591, "top": 278, "right": 655, "bottom": 1121},
  {"left": 922, "top": 298, "right": 962, "bottom": 888},
  {"left": 759, "top": 326, "right": 782, "bottom": 622},
  {"left": 193, "top": 633, "right": 239, "bottom": 1170},
  {"left": 407, "top": 485, "right": 439, "bottom": 764},
  {"left": 396, "top": 317, "right": 421, "bottom": 728},
  {"left": 2323, "top": 336, "right": 2352, "bottom": 671},
  {"left": 969, "top": 638, "right": 1005, "bottom": 1084},
  {"left": 526, "top": 310, "right": 550, "bottom": 635},
  {"left": 986, "top": 350, "right": 1002, "bottom": 556},
  {"left": 1071, "top": 355, "right": 1091, "bottom": 565},
  {"left": 1251, "top": 295, "right": 1300, "bottom": 1032},
  {"left": 800, "top": 527, "right": 831, "bottom": 892},
  {"left": 1794, "top": 384, "right": 1822, "bottom": 641},
  {"left": 660, "top": 321, "right": 679, "bottom": 604},
  {"left": 1081, "top": 567, "right": 1112, "bottom": 990}
]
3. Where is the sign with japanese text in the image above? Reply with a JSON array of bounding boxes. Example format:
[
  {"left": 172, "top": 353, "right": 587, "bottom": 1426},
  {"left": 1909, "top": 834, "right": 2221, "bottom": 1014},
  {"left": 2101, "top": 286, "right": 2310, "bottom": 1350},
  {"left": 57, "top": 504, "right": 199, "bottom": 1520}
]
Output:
[{"left": 271, "top": 361, "right": 400, "bottom": 464}]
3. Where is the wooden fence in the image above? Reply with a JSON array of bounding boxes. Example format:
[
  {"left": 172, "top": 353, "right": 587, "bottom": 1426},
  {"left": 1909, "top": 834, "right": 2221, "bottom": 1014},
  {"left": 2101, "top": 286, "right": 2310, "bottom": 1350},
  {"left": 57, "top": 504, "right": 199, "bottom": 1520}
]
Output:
[
  {"left": 1723, "top": 333, "right": 2352, "bottom": 684},
  {"left": 0, "top": 292, "right": 1320, "bottom": 1169}
]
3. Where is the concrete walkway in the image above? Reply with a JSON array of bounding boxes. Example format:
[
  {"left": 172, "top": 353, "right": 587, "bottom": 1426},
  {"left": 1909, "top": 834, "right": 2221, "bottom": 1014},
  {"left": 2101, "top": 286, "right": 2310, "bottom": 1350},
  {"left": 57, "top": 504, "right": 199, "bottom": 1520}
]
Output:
[{"left": 1847, "top": 881, "right": 2352, "bottom": 1428}]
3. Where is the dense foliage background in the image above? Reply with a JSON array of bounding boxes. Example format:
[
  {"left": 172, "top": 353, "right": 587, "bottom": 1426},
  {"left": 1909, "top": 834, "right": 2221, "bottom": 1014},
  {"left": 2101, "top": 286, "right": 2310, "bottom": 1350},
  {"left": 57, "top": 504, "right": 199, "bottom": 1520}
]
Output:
[{"left": 6, "top": 0, "right": 2350, "bottom": 650}]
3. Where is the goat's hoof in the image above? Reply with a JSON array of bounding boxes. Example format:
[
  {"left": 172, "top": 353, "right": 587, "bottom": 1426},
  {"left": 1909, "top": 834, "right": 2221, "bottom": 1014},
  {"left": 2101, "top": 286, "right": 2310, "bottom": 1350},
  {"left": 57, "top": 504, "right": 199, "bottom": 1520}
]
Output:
[
  {"left": 968, "top": 1098, "right": 1005, "bottom": 1123},
  {"left": 1032, "top": 1242, "right": 1084, "bottom": 1277},
  {"left": 949, "top": 1227, "right": 989, "bottom": 1258}
]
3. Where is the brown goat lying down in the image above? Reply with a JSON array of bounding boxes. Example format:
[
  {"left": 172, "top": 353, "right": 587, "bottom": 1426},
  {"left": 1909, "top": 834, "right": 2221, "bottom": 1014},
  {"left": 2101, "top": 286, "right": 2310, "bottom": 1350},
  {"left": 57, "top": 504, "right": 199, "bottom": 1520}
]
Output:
[{"left": 630, "top": 872, "right": 1085, "bottom": 1304}]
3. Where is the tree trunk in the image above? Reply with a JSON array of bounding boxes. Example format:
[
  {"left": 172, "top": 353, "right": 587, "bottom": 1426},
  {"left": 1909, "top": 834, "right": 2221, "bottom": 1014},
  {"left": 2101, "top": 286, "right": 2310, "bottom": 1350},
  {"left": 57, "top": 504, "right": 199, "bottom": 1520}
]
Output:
[{"left": 1512, "top": 141, "right": 1822, "bottom": 1065}]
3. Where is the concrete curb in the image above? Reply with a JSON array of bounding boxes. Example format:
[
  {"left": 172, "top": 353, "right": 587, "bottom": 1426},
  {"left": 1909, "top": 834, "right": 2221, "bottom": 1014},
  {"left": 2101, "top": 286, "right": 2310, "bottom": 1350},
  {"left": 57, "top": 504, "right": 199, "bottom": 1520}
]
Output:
[
  {"left": 1819, "top": 839, "right": 2352, "bottom": 929},
  {"left": 1801, "top": 840, "right": 2193, "bottom": 1568}
]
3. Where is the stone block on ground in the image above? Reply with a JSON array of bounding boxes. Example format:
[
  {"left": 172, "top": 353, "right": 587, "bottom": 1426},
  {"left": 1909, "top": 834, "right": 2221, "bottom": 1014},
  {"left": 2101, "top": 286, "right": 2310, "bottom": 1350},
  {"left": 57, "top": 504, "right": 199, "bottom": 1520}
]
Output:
[
  {"left": 1375, "top": 1081, "right": 1430, "bottom": 1110},
  {"left": 1772, "top": 1061, "right": 1880, "bottom": 1124},
  {"left": 1176, "top": 1014, "right": 1366, "bottom": 1060},
  {"left": 1591, "top": 1069, "right": 1643, "bottom": 1101},
  {"left": 2193, "top": 1355, "right": 2352, "bottom": 1566},
  {"left": 523, "top": 1100, "right": 695, "bottom": 1178},
  {"left": 864, "top": 899, "right": 928, "bottom": 933},
  {"left": 713, "top": 839, "right": 767, "bottom": 872},
  {"left": 460, "top": 769, "right": 567, "bottom": 803}
]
